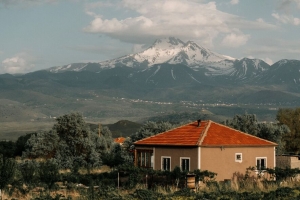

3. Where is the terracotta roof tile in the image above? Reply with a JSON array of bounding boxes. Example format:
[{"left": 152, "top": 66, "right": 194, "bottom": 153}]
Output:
[
  {"left": 134, "top": 121, "right": 207, "bottom": 146},
  {"left": 134, "top": 120, "right": 277, "bottom": 147},
  {"left": 114, "top": 137, "right": 126, "bottom": 144}
]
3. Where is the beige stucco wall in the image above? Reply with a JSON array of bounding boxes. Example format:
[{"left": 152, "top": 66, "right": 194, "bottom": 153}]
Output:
[
  {"left": 276, "top": 155, "right": 300, "bottom": 169},
  {"left": 290, "top": 157, "right": 300, "bottom": 168},
  {"left": 153, "top": 146, "right": 198, "bottom": 171},
  {"left": 201, "top": 146, "right": 276, "bottom": 181},
  {"left": 135, "top": 145, "right": 275, "bottom": 181}
]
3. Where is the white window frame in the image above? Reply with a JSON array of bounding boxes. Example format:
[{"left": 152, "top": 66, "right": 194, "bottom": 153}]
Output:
[
  {"left": 180, "top": 157, "right": 190, "bottom": 171},
  {"left": 161, "top": 156, "right": 171, "bottom": 171},
  {"left": 256, "top": 157, "right": 267, "bottom": 170},
  {"left": 235, "top": 153, "right": 242, "bottom": 163},
  {"left": 138, "top": 150, "right": 153, "bottom": 168}
]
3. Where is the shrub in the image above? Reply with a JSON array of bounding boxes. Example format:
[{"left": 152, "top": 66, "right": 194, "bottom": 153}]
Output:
[{"left": 38, "top": 160, "right": 60, "bottom": 189}]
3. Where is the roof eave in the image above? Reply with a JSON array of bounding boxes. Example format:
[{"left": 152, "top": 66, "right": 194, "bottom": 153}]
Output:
[
  {"left": 200, "top": 144, "right": 278, "bottom": 147},
  {"left": 135, "top": 143, "right": 198, "bottom": 147}
]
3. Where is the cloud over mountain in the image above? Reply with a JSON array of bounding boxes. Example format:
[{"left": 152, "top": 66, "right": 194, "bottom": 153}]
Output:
[
  {"left": 84, "top": 0, "right": 275, "bottom": 48},
  {"left": 1, "top": 52, "right": 36, "bottom": 74}
]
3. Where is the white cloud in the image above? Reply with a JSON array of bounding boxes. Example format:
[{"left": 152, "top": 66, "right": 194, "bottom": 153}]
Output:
[
  {"left": 256, "top": 18, "right": 264, "bottom": 23},
  {"left": 84, "top": 0, "right": 275, "bottom": 47},
  {"left": 132, "top": 44, "right": 148, "bottom": 53},
  {"left": 272, "top": 12, "right": 300, "bottom": 25},
  {"left": 294, "top": 17, "right": 300, "bottom": 25},
  {"left": 262, "top": 57, "right": 273, "bottom": 65},
  {"left": 0, "top": 0, "right": 58, "bottom": 6},
  {"left": 277, "top": 0, "right": 300, "bottom": 12},
  {"left": 221, "top": 33, "right": 250, "bottom": 48},
  {"left": 84, "top": 1, "right": 117, "bottom": 17},
  {"left": 230, "top": 0, "right": 239, "bottom": 5},
  {"left": 1, "top": 53, "right": 36, "bottom": 74}
]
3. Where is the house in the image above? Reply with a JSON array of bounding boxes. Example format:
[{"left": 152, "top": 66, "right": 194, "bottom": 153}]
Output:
[
  {"left": 114, "top": 137, "right": 126, "bottom": 145},
  {"left": 134, "top": 120, "right": 277, "bottom": 181}
]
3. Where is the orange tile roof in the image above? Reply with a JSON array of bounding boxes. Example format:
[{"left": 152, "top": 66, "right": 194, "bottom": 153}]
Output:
[
  {"left": 114, "top": 137, "right": 126, "bottom": 144},
  {"left": 134, "top": 120, "right": 277, "bottom": 147}
]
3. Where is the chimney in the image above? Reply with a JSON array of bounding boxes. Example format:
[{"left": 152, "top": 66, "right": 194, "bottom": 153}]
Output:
[{"left": 197, "top": 119, "right": 201, "bottom": 127}]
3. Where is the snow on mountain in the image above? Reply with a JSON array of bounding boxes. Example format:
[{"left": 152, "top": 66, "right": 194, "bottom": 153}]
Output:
[
  {"left": 48, "top": 37, "right": 275, "bottom": 80},
  {"left": 48, "top": 63, "right": 88, "bottom": 73},
  {"left": 133, "top": 37, "right": 185, "bottom": 65},
  {"left": 48, "top": 37, "right": 238, "bottom": 74},
  {"left": 102, "top": 37, "right": 236, "bottom": 70},
  {"left": 222, "top": 58, "right": 270, "bottom": 80}
]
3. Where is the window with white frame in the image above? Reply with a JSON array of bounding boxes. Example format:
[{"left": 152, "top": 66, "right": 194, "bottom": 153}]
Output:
[
  {"left": 161, "top": 156, "right": 171, "bottom": 171},
  {"left": 235, "top": 153, "right": 242, "bottom": 163},
  {"left": 256, "top": 157, "right": 267, "bottom": 170},
  {"left": 137, "top": 150, "right": 153, "bottom": 168},
  {"left": 180, "top": 157, "right": 190, "bottom": 171}
]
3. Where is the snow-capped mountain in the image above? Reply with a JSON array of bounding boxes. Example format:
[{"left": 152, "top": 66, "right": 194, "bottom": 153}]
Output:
[
  {"left": 1, "top": 44, "right": 300, "bottom": 111},
  {"left": 260, "top": 59, "right": 300, "bottom": 86},
  {"left": 49, "top": 37, "right": 236, "bottom": 73},
  {"left": 132, "top": 37, "right": 235, "bottom": 66},
  {"left": 47, "top": 37, "right": 281, "bottom": 84},
  {"left": 227, "top": 58, "right": 270, "bottom": 80}
]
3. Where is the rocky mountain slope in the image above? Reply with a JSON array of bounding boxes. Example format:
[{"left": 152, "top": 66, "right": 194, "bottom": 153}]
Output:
[
  {"left": 46, "top": 37, "right": 278, "bottom": 86},
  {"left": 0, "top": 37, "right": 300, "bottom": 128}
]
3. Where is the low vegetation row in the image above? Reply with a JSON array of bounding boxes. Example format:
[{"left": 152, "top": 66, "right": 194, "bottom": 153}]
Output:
[
  {"left": 2, "top": 157, "right": 300, "bottom": 200},
  {"left": 1, "top": 108, "right": 300, "bottom": 199}
]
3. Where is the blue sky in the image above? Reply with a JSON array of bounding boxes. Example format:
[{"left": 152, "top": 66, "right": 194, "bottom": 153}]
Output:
[{"left": 0, "top": 0, "right": 299, "bottom": 74}]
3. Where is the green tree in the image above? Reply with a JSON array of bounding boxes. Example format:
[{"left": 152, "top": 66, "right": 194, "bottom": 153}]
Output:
[
  {"left": 24, "top": 113, "right": 113, "bottom": 170},
  {"left": 131, "top": 121, "right": 175, "bottom": 142},
  {"left": 38, "top": 159, "right": 60, "bottom": 189},
  {"left": 0, "top": 141, "right": 16, "bottom": 158},
  {"left": 14, "top": 133, "right": 34, "bottom": 157},
  {"left": 223, "top": 114, "right": 259, "bottom": 136},
  {"left": 24, "top": 130, "right": 59, "bottom": 159},
  {"left": 102, "top": 143, "right": 125, "bottom": 169},
  {"left": 19, "top": 160, "right": 37, "bottom": 185},
  {"left": 257, "top": 123, "right": 289, "bottom": 154},
  {"left": 276, "top": 108, "right": 300, "bottom": 153},
  {"left": 224, "top": 113, "right": 289, "bottom": 154},
  {"left": 0, "top": 155, "right": 16, "bottom": 197}
]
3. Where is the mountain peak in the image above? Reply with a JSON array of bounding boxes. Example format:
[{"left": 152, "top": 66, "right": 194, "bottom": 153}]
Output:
[
  {"left": 154, "top": 37, "right": 185, "bottom": 46},
  {"left": 132, "top": 37, "right": 236, "bottom": 67},
  {"left": 49, "top": 37, "right": 237, "bottom": 73}
]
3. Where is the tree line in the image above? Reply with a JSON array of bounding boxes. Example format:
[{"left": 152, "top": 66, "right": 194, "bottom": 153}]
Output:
[{"left": 1, "top": 108, "right": 300, "bottom": 198}]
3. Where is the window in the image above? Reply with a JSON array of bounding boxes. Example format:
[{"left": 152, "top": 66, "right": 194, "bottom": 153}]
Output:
[
  {"left": 161, "top": 157, "right": 171, "bottom": 171},
  {"left": 137, "top": 150, "right": 153, "bottom": 168},
  {"left": 181, "top": 157, "right": 190, "bottom": 171},
  {"left": 235, "top": 153, "right": 242, "bottom": 163},
  {"left": 256, "top": 157, "right": 267, "bottom": 170}
]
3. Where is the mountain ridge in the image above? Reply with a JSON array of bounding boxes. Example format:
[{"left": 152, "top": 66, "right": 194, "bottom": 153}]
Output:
[{"left": 1, "top": 37, "right": 300, "bottom": 115}]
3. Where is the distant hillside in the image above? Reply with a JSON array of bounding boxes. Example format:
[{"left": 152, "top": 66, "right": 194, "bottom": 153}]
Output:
[
  {"left": 146, "top": 111, "right": 220, "bottom": 124},
  {"left": 107, "top": 120, "right": 143, "bottom": 137},
  {"left": 88, "top": 120, "right": 142, "bottom": 138},
  {"left": 1, "top": 37, "right": 299, "bottom": 139}
]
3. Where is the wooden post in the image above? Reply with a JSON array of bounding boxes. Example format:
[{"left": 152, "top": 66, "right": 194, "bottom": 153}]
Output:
[
  {"left": 98, "top": 123, "right": 102, "bottom": 137},
  {"left": 134, "top": 149, "right": 137, "bottom": 167},
  {"left": 146, "top": 174, "right": 148, "bottom": 188},
  {"left": 118, "top": 172, "right": 120, "bottom": 190}
]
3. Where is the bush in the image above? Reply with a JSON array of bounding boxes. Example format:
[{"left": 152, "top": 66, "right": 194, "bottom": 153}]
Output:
[
  {"left": 0, "top": 155, "right": 16, "bottom": 190},
  {"left": 19, "top": 160, "right": 38, "bottom": 185},
  {"left": 38, "top": 160, "right": 60, "bottom": 189}
]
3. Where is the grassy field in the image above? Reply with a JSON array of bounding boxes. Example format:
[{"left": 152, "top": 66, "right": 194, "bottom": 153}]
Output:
[
  {"left": 0, "top": 94, "right": 280, "bottom": 141},
  {"left": 0, "top": 121, "right": 55, "bottom": 141}
]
